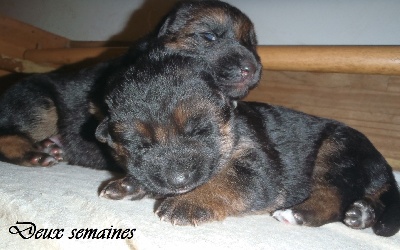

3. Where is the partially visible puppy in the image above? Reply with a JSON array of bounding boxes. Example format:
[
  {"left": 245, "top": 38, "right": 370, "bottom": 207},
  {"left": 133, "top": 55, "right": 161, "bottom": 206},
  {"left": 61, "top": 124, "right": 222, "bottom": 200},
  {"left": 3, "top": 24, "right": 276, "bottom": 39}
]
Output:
[
  {"left": 0, "top": 0, "right": 261, "bottom": 169},
  {"left": 157, "top": 0, "right": 261, "bottom": 99},
  {"left": 98, "top": 49, "right": 400, "bottom": 237}
]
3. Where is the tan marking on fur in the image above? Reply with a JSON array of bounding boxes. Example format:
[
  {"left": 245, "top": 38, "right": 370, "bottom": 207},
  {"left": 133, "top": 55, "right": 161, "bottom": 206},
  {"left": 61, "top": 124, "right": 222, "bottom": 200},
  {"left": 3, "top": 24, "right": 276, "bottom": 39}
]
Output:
[
  {"left": 173, "top": 104, "right": 189, "bottom": 129},
  {"left": 219, "top": 121, "right": 234, "bottom": 155},
  {"left": 206, "top": 7, "right": 228, "bottom": 24},
  {"left": 88, "top": 102, "right": 97, "bottom": 115},
  {"left": 155, "top": 125, "right": 178, "bottom": 144},
  {"left": 295, "top": 185, "right": 342, "bottom": 226},
  {"left": 234, "top": 18, "right": 253, "bottom": 43},
  {"left": 230, "top": 136, "right": 255, "bottom": 160},
  {"left": 107, "top": 122, "right": 130, "bottom": 166},
  {"left": 88, "top": 102, "right": 104, "bottom": 120},
  {"left": 0, "top": 135, "right": 34, "bottom": 159},
  {"left": 30, "top": 99, "right": 58, "bottom": 141},
  {"left": 112, "top": 122, "right": 128, "bottom": 134},
  {"left": 134, "top": 121, "right": 152, "bottom": 140},
  {"left": 154, "top": 126, "right": 167, "bottom": 144},
  {"left": 313, "top": 138, "right": 342, "bottom": 180},
  {"left": 110, "top": 142, "right": 129, "bottom": 166},
  {"left": 290, "top": 137, "right": 343, "bottom": 226}
]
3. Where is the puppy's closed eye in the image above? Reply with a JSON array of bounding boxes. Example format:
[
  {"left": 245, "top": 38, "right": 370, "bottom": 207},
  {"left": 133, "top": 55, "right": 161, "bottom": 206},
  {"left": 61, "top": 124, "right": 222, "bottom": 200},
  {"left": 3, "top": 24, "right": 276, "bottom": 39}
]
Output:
[
  {"left": 137, "top": 138, "right": 153, "bottom": 150},
  {"left": 200, "top": 32, "right": 217, "bottom": 42}
]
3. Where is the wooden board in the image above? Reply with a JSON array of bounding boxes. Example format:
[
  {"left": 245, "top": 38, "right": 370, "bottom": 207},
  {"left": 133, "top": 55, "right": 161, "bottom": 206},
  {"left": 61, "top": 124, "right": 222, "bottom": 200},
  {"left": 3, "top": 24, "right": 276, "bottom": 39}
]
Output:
[
  {"left": 0, "top": 15, "right": 69, "bottom": 51},
  {"left": 257, "top": 46, "right": 400, "bottom": 75},
  {"left": 23, "top": 47, "right": 127, "bottom": 65}
]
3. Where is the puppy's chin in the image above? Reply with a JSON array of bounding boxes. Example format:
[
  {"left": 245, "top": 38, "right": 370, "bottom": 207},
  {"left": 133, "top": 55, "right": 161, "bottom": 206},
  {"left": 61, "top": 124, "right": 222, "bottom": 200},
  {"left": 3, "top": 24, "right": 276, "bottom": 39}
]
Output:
[
  {"left": 147, "top": 182, "right": 199, "bottom": 197},
  {"left": 167, "top": 186, "right": 194, "bottom": 195},
  {"left": 221, "top": 78, "right": 256, "bottom": 99},
  {"left": 219, "top": 67, "right": 261, "bottom": 99}
]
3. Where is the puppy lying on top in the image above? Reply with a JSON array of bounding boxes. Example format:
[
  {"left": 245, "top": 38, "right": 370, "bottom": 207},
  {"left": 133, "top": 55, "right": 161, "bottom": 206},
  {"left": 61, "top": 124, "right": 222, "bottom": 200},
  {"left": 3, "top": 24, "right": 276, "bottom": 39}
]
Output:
[
  {"left": 0, "top": 0, "right": 260, "bottom": 169},
  {"left": 97, "top": 43, "right": 400, "bottom": 237}
]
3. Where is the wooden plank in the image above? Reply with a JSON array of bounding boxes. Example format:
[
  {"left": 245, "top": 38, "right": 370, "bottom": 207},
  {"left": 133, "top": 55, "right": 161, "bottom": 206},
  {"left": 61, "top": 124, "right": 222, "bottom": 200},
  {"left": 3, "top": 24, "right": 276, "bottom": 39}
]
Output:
[
  {"left": 0, "top": 40, "right": 26, "bottom": 58},
  {"left": 23, "top": 47, "right": 128, "bottom": 65},
  {"left": 388, "top": 159, "right": 400, "bottom": 171},
  {"left": 261, "top": 70, "right": 393, "bottom": 92},
  {"left": 388, "top": 76, "right": 400, "bottom": 92},
  {"left": 257, "top": 46, "right": 400, "bottom": 75},
  {"left": 69, "top": 40, "right": 133, "bottom": 48},
  {"left": 322, "top": 117, "right": 400, "bottom": 133},
  {"left": 0, "top": 15, "right": 70, "bottom": 50},
  {"left": 69, "top": 41, "right": 110, "bottom": 48},
  {"left": 247, "top": 85, "right": 400, "bottom": 117}
]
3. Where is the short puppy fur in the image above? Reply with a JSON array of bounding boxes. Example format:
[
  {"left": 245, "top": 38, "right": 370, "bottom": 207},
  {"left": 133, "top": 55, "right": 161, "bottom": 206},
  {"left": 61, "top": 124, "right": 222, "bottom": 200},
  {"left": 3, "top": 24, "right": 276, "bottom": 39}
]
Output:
[
  {"left": 0, "top": 0, "right": 261, "bottom": 169},
  {"left": 99, "top": 50, "right": 400, "bottom": 237}
]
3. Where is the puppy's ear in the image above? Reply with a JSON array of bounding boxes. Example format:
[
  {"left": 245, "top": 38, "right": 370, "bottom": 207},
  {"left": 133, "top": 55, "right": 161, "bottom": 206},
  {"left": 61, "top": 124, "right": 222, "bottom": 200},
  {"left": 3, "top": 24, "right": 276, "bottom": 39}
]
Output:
[
  {"left": 95, "top": 118, "right": 110, "bottom": 144},
  {"left": 157, "top": 15, "right": 173, "bottom": 38},
  {"left": 248, "top": 27, "right": 258, "bottom": 46},
  {"left": 157, "top": 2, "right": 188, "bottom": 38}
]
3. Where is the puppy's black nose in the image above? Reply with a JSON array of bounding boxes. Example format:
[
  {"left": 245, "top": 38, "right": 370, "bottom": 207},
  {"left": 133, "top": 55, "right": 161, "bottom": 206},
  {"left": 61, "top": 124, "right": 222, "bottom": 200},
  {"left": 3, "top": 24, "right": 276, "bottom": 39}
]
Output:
[
  {"left": 167, "top": 172, "right": 191, "bottom": 188},
  {"left": 240, "top": 61, "right": 256, "bottom": 79}
]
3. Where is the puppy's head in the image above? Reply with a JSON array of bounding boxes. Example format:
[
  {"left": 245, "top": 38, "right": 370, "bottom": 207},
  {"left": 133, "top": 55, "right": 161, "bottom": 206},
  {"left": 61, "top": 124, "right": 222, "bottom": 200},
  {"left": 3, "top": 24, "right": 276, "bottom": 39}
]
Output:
[
  {"left": 157, "top": 0, "right": 262, "bottom": 99},
  {"left": 96, "top": 56, "right": 236, "bottom": 196}
]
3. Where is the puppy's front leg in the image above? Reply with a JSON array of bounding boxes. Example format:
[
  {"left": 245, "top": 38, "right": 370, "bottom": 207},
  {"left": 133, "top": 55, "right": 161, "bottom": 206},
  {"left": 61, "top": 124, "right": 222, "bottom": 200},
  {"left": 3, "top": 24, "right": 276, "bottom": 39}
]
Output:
[{"left": 155, "top": 167, "right": 248, "bottom": 226}]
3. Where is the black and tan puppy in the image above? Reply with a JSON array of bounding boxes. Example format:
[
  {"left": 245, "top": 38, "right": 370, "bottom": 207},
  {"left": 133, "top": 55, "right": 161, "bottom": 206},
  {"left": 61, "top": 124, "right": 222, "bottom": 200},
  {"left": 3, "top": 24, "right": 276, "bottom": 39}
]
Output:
[
  {"left": 0, "top": 0, "right": 261, "bottom": 169},
  {"left": 98, "top": 50, "right": 400, "bottom": 237}
]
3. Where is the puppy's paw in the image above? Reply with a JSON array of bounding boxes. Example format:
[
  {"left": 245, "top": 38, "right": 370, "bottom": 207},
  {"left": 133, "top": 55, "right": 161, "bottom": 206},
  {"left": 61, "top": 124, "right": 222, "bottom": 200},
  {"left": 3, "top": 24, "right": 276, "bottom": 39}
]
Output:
[
  {"left": 100, "top": 176, "right": 147, "bottom": 200},
  {"left": 272, "top": 209, "right": 304, "bottom": 225},
  {"left": 35, "top": 138, "right": 64, "bottom": 161},
  {"left": 24, "top": 137, "right": 64, "bottom": 167},
  {"left": 156, "top": 197, "right": 224, "bottom": 226},
  {"left": 344, "top": 200, "right": 375, "bottom": 229},
  {"left": 28, "top": 152, "right": 59, "bottom": 167}
]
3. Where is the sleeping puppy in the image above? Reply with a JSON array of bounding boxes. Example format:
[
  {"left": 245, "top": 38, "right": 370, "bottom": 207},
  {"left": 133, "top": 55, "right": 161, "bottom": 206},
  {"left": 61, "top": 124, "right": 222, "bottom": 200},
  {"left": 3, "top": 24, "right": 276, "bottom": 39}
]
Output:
[
  {"left": 0, "top": 0, "right": 261, "bottom": 169},
  {"left": 98, "top": 50, "right": 400, "bottom": 237}
]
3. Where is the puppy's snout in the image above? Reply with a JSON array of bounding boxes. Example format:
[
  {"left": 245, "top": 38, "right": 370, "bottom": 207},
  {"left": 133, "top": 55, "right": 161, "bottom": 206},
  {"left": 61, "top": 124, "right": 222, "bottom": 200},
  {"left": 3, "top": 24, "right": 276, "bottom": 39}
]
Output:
[{"left": 240, "top": 61, "right": 256, "bottom": 79}]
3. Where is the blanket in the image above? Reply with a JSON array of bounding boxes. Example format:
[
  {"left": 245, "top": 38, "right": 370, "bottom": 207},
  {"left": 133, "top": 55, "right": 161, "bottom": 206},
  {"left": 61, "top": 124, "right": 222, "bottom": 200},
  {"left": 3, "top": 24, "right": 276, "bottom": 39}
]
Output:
[{"left": 1, "top": 162, "right": 399, "bottom": 250}]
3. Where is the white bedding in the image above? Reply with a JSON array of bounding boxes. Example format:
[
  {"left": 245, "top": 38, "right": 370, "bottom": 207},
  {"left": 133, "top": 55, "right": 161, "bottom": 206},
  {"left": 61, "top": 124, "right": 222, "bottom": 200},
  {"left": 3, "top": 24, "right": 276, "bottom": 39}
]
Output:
[{"left": 1, "top": 162, "right": 399, "bottom": 250}]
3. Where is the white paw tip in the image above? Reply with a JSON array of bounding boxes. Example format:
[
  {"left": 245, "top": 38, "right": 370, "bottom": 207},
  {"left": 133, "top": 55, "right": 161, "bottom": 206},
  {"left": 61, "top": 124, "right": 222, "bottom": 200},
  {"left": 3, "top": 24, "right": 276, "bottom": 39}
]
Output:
[{"left": 272, "top": 209, "right": 298, "bottom": 225}]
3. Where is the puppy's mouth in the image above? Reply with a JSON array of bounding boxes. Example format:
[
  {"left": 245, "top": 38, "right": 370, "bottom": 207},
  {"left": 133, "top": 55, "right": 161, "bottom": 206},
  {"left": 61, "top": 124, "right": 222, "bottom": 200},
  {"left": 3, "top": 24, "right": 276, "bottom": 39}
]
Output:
[
  {"left": 172, "top": 186, "right": 193, "bottom": 194},
  {"left": 219, "top": 60, "right": 261, "bottom": 99},
  {"left": 221, "top": 72, "right": 260, "bottom": 99},
  {"left": 154, "top": 185, "right": 197, "bottom": 197},
  {"left": 233, "top": 73, "right": 257, "bottom": 90}
]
